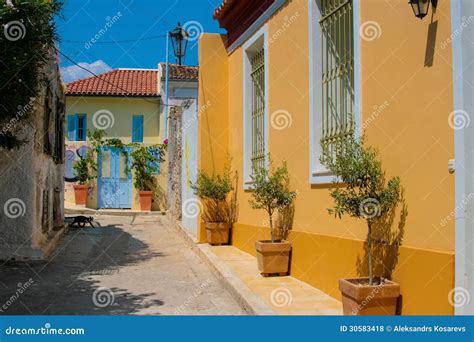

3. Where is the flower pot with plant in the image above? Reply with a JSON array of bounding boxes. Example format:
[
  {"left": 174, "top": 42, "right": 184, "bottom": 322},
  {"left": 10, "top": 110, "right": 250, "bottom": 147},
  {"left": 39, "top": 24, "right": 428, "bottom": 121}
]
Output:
[
  {"left": 130, "top": 144, "right": 166, "bottom": 211},
  {"left": 192, "top": 163, "right": 237, "bottom": 245},
  {"left": 72, "top": 132, "right": 101, "bottom": 206},
  {"left": 321, "top": 134, "right": 402, "bottom": 315},
  {"left": 249, "top": 159, "right": 297, "bottom": 276}
]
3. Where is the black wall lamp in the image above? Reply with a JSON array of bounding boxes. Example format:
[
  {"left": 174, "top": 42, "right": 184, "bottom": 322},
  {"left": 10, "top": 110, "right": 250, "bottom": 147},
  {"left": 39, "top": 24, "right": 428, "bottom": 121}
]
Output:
[{"left": 409, "top": 0, "right": 437, "bottom": 20}]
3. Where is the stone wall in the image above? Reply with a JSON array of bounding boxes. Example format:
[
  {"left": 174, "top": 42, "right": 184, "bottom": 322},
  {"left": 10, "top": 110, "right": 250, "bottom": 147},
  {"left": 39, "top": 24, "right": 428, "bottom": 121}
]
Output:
[
  {"left": 0, "top": 49, "right": 65, "bottom": 260},
  {"left": 167, "top": 107, "right": 182, "bottom": 219}
]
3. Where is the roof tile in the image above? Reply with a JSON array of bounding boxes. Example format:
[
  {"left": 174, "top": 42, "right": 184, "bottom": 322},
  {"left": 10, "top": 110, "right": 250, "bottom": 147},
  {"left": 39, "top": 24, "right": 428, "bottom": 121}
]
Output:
[{"left": 65, "top": 69, "right": 159, "bottom": 97}]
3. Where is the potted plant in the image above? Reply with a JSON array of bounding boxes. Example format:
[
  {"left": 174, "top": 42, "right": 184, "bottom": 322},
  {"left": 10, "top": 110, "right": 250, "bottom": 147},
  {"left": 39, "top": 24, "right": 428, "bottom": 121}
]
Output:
[
  {"left": 72, "top": 131, "right": 102, "bottom": 206},
  {"left": 72, "top": 157, "right": 92, "bottom": 206},
  {"left": 320, "top": 134, "right": 402, "bottom": 315},
  {"left": 130, "top": 144, "right": 166, "bottom": 211},
  {"left": 192, "top": 163, "right": 236, "bottom": 245},
  {"left": 249, "top": 159, "right": 297, "bottom": 276}
]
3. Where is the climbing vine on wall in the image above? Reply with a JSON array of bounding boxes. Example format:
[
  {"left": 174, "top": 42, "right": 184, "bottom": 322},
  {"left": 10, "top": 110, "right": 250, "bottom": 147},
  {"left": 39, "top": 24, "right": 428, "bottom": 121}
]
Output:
[{"left": 0, "top": 0, "right": 62, "bottom": 149}]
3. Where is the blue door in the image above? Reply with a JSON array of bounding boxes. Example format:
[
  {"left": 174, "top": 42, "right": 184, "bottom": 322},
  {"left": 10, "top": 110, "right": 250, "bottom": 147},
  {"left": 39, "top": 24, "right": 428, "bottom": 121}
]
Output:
[{"left": 98, "top": 147, "right": 132, "bottom": 209}]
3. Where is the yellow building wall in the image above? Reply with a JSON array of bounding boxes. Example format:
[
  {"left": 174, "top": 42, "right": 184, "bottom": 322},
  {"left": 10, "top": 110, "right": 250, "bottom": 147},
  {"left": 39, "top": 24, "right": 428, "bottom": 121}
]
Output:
[
  {"left": 199, "top": 0, "right": 455, "bottom": 314},
  {"left": 65, "top": 96, "right": 167, "bottom": 211}
]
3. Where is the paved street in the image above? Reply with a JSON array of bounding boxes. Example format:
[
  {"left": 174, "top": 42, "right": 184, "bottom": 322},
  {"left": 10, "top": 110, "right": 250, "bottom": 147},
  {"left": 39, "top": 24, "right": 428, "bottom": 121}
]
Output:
[{"left": 0, "top": 215, "right": 246, "bottom": 315}]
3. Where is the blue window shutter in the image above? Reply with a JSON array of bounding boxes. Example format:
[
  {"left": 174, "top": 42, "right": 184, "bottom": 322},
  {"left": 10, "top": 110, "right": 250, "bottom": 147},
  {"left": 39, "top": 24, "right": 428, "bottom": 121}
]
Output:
[
  {"left": 67, "top": 114, "right": 77, "bottom": 141},
  {"left": 132, "top": 115, "right": 144, "bottom": 143},
  {"left": 82, "top": 114, "right": 87, "bottom": 141}
]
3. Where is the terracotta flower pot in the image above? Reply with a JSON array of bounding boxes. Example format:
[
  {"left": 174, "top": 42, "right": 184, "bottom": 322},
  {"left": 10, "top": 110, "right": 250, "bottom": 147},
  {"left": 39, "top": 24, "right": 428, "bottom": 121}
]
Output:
[
  {"left": 73, "top": 184, "right": 89, "bottom": 206},
  {"left": 255, "top": 240, "right": 291, "bottom": 276},
  {"left": 139, "top": 191, "right": 153, "bottom": 211},
  {"left": 339, "top": 278, "right": 400, "bottom": 315},
  {"left": 205, "top": 222, "right": 231, "bottom": 245}
]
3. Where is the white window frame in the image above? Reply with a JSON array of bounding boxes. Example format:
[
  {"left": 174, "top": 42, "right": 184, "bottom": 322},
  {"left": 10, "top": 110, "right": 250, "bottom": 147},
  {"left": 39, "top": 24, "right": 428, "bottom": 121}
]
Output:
[
  {"left": 243, "top": 24, "right": 269, "bottom": 190},
  {"left": 308, "top": 0, "right": 362, "bottom": 184}
]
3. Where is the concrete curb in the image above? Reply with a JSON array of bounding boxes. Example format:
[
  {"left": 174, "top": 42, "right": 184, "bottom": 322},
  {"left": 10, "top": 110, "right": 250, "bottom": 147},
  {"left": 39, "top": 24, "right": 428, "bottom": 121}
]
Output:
[
  {"left": 164, "top": 214, "right": 276, "bottom": 316},
  {"left": 65, "top": 207, "right": 165, "bottom": 217}
]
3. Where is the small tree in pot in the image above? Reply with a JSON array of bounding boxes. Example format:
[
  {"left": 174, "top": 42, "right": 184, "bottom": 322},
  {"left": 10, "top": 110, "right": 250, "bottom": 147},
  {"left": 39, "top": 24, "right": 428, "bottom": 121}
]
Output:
[
  {"left": 72, "top": 130, "right": 103, "bottom": 206},
  {"left": 249, "top": 159, "right": 297, "bottom": 276},
  {"left": 192, "top": 163, "right": 237, "bottom": 245},
  {"left": 130, "top": 144, "right": 166, "bottom": 211},
  {"left": 320, "top": 134, "right": 402, "bottom": 315}
]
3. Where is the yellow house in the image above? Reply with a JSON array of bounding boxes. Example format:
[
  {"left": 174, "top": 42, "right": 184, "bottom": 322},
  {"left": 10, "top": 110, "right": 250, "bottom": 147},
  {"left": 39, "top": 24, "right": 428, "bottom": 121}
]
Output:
[
  {"left": 197, "top": 0, "right": 472, "bottom": 314},
  {"left": 64, "top": 68, "right": 166, "bottom": 211}
]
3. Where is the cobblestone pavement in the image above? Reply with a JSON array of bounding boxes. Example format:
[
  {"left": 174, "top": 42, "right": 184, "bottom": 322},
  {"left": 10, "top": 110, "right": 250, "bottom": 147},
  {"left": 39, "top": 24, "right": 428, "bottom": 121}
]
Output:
[{"left": 0, "top": 215, "right": 246, "bottom": 315}]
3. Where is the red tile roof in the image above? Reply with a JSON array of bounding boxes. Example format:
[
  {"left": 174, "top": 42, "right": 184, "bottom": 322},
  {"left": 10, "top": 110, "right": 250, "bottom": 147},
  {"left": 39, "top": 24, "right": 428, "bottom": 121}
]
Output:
[
  {"left": 160, "top": 63, "right": 199, "bottom": 81},
  {"left": 213, "top": 0, "right": 237, "bottom": 20},
  {"left": 65, "top": 69, "right": 159, "bottom": 97}
]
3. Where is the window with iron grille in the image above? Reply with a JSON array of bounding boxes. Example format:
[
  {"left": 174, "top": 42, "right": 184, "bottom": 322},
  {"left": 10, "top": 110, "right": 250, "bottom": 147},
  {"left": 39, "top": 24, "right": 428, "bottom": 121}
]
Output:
[
  {"left": 250, "top": 48, "right": 266, "bottom": 173},
  {"left": 319, "top": 0, "right": 354, "bottom": 158}
]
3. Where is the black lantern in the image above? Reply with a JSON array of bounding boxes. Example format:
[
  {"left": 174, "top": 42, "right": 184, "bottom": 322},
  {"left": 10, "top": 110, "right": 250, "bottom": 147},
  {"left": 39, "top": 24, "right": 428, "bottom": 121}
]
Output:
[
  {"left": 169, "top": 22, "right": 189, "bottom": 65},
  {"left": 409, "top": 0, "right": 431, "bottom": 19}
]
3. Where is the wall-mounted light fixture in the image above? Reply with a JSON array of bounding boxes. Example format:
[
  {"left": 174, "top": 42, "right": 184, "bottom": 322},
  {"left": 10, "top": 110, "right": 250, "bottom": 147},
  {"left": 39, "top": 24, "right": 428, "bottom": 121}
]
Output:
[{"left": 409, "top": 0, "right": 431, "bottom": 20}]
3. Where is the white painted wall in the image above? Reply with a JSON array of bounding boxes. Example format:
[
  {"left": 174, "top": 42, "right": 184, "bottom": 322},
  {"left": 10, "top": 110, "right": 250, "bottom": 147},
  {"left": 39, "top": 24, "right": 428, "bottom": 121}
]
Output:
[
  {"left": 181, "top": 100, "right": 199, "bottom": 236},
  {"left": 453, "top": 0, "right": 474, "bottom": 315}
]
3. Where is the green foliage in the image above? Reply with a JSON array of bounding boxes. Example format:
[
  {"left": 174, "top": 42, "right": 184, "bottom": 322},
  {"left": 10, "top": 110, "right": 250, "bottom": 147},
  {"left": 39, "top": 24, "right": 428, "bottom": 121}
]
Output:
[
  {"left": 320, "top": 134, "right": 401, "bottom": 284},
  {"left": 192, "top": 162, "right": 236, "bottom": 223},
  {"left": 130, "top": 144, "right": 166, "bottom": 191},
  {"left": 72, "top": 130, "right": 102, "bottom": 185},
  {"left": 0, "top": 0, "right": 62, "bottom": 149},
  {"left": 249, "top": 158, "right": 297, "bottom": 242}
]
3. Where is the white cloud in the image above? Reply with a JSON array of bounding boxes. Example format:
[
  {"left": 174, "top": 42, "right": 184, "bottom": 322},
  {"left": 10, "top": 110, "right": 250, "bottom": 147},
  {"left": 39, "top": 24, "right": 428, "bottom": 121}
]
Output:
[{"left": 60, "top": 60, "right": 113, "bottom": 83}]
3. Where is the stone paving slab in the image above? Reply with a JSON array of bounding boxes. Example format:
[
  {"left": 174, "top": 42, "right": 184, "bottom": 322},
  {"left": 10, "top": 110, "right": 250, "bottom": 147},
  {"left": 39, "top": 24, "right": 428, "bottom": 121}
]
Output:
[
  {"left": 197, "top": 244, "right": 343, "bottom": 315},
  {"left": 0, "top": 215, "right": 246, "bottom": 315}
]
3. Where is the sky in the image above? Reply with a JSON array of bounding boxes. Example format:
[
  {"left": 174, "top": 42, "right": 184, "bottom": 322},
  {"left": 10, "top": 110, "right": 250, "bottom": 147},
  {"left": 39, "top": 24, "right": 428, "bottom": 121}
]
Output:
[{"left": 56, "top": 0, "right": 226, "bottom": 83}]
